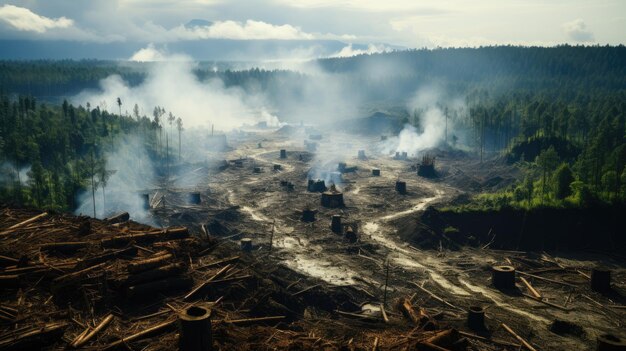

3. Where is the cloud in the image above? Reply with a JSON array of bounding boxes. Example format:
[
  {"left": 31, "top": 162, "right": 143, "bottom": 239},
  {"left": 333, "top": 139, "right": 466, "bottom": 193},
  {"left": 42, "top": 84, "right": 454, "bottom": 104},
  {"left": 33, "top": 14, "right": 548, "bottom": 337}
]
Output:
[
  {"left": 328, "top": 43, "right": 392, "bottom": 57},
  {"left": 0, "top": 4, "right": 73, "bottom": 33},
  {"left": 129, "top": 43, "right": 166, "bottom": 61},
  {"left": 562, "top": 19, "right": 594, "bottom": 43},
  {"left": 170, "top": 19, "right": 314, "bottom": 40}
]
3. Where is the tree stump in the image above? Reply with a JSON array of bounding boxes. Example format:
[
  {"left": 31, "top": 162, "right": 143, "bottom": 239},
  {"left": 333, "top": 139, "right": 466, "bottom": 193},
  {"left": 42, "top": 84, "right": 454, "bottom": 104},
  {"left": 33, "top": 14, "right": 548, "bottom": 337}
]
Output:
[
  {"left": 331, "top": 215, "right": 342, "bottom": 234},
  {"left": 492, "top": 266, "right": 516, "bottom": 290},
  {"left": 240, "top": 238, "right": 253, "bottom": 252},
  {"left": 179, "top": 305, "right": 212, "bottom": 351},
  {"left": 395, "top": 181, "right": 407, "bottom": 194},
  {"left": 591, "top": 268, "right": 611, "bottom": 292},
  {"left": 467, "top": 306, "right": 485, "bottom": 331},
  {"left": 189, "top": 193, "right": 201, "bottom": 205}
]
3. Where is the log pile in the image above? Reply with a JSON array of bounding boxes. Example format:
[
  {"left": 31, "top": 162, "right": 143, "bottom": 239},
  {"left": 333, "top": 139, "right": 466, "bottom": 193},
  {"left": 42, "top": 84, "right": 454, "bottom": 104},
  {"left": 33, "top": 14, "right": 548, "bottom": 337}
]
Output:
[{"left": 0, "top": 207, "right": 559, "bottom": 350}]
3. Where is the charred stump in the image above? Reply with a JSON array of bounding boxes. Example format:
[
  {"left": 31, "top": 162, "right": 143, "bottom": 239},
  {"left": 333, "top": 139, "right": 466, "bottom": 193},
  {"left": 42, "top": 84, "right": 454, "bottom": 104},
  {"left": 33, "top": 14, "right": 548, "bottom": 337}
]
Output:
[
  {"left": 179, "top": 305, "right": 213, "bottom": 351},
  {"left": 492, "top": 265, "right": 516, "bottom": 290}
]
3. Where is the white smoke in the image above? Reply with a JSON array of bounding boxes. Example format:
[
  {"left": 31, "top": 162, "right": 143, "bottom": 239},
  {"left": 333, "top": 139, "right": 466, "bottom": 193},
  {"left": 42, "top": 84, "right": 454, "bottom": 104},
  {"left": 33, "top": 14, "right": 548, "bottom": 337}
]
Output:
[
  {"left": 73, "top": 46, "right": 280, "bottom": 131},
  {"left": 329, "top": 44, "right": 392, "bottom": 58},
  {"left": 74, "top": 135, "right": 156, "bottom": 224},
  {"left": 0, "top": 162, "right": 30, "bottom": 186},
  {"left": 380, "top": 89, "right": 449, "bottom": 156}
]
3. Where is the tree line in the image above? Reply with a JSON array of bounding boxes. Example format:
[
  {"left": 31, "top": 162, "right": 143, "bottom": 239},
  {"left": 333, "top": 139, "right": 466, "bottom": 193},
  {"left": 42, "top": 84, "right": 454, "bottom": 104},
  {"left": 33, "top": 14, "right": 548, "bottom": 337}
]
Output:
[{"left": 0, "top": 93, "right": 184, "bottom": 214}]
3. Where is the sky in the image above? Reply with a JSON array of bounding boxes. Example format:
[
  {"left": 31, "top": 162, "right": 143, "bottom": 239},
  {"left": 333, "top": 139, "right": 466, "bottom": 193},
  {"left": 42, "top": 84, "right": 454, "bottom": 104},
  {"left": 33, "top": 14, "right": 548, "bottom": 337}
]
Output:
[{"left": 0, "top": 0, "right": 624, "bottom": 55}]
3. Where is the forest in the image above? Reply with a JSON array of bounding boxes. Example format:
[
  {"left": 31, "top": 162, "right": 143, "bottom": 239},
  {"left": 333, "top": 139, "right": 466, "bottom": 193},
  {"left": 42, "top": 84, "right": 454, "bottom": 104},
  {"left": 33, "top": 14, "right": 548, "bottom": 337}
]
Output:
[{"left": 0, "top": 45, "right": 625, "bottom": 212}]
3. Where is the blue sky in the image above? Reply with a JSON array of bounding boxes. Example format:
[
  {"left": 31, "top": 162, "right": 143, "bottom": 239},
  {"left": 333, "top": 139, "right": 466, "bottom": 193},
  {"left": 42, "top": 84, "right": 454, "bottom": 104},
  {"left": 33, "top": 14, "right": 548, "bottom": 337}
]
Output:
[{"left": 0, "top": 0, "right": 624, "bottom": 49}]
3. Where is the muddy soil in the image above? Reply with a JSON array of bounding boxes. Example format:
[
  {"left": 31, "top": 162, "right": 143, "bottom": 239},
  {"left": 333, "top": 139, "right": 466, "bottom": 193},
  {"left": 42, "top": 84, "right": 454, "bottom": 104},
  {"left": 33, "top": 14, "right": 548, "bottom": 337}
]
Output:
[{"left": 154, "top": 127, "right": 625, "bottom": 350}]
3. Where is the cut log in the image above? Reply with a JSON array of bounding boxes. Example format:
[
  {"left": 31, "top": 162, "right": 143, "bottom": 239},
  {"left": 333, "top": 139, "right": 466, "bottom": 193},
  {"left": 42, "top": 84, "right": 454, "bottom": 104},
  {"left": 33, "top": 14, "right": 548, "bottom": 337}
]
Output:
[
  {"left": 0, "top": 255, "right": 19, "bottom": 267},
  {"left": 184, "top": 264, "right": 232, "bottom": 300},
  {"left": 520, "top": 277, "right": 542, "bottom": 298},
  {"left": 398, "top": 297, "right": 421, "bottom": 324},
  {"left": 71, "top": 313, "right": 114, "bottom": 348},
  {"left": 77, "top": 247, "right": 137, "bottom": 269},
  {"left": 101, "top": 227, "right": 189, "bottom": 247},
  {"left": 52, "top": 262, "right": 106, "bottom": 292},
  {"left": 126, "top": 277, "right": 193, "bottom": 299},
  {"left": 104, "top": 212, "right": 130, "bottom": 224},
  {"left": 124, "top": 262, "right": 185, "bottom": 286},
  {"left": 40, "top": 242, "right": 89, "bottom": 254},
  {"left": 102, "top": 319, "right": 176, "bottom": 350},
  {"left": 0, "top": 322, "right": 67, "bottom": 350},
  {"left": 127, "top": 253, "right": 173, "bottom": 274},
  {"left": 457, "top": 331, "right": 521, "bottom": 348},
  {"left": 195, "top": 256, "right": 239, "bottom": 270},
  {"left": 222, "top": 316, "right": 285, "bottom": 325},
  {"left": 501, "top": 322, "right": 538, "bottom": 351},
  {"left": 0, "top": 212, "right": 48, "bottom": 235}
]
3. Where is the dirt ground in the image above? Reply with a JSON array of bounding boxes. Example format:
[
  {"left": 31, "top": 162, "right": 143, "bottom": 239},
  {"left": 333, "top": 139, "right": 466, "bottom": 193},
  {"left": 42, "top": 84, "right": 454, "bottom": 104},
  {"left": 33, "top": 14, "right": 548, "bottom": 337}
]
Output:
[{"left": 150, "top": 126, "right": 625, "bottom": 350}]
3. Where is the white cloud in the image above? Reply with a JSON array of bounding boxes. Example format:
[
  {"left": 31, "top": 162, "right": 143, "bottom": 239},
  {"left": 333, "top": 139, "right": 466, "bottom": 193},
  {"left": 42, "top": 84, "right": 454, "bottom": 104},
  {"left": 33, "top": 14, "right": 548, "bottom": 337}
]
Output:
[
  {"left": 129, "top": 43, "right": 166, "bottom": 61},
  {"left": 273, "top": 0, "right": 445, "bottom": 12},
  {"left": 562, "top": 19, "right": 594, "bottom": 43},
  {"left": 170, "top": 20, "right": 314, "bottom": 40},
  {"left": 329, "top": 43, "right": 392, "bottom": 57},
  {"left": 0, "top": 4, "right": 73, "bottom": 33}
]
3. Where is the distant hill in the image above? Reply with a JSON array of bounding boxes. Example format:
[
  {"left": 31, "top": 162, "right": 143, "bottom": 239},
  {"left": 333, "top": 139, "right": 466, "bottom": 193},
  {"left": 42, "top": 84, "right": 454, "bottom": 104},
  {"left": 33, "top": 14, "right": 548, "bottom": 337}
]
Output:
[
  {"left": 0, "top": 39, "right": 358, "bottom": 61},
  {"left": 317, "top": 45, "right": 626, "bottom": 93}
]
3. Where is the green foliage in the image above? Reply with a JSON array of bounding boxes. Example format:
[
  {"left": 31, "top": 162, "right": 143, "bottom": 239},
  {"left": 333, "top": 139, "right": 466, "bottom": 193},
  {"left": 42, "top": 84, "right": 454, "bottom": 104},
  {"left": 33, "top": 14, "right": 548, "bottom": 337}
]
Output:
[
  {"left": 0, "top": 92, "right": 164, "bottom": 211},
  {"left": 554, "top": 163, "right": 574, "bottom": 199}
]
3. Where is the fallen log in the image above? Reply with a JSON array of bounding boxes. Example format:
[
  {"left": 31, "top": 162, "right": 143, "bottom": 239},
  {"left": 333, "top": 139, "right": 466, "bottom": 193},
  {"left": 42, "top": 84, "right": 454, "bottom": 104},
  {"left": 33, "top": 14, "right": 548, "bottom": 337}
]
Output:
[
  {"left": 501, "top": 322, "right": 538, "bottom": 351},
  {"left": 0, "top": 322, "right": 67, "bottom": 350},
  {"left": 77, "top": 246, "right": 137, "bottom": 269},
  {"left": 126, "top": 277, "right": 193, "bottom": 299},
  {"left": 398, "top": 297, "right": 421, "bottom": 325},
  {"left": 195, "top": 256, "right": 240, "bottom": 271},
  {"left": 222, "top": 316, "right": 285, "bottom": 325},
  {"left": 127, "top": 253, "right": 173, "bottom": 274},
  {"left": 411, "top": 282, "right": 463, "bottom": 311},
  {"left": 380, "top": 303, "right": 389, "bottom": 323},
  {"left": 0, "top": 255, "right": 19, "bottom": 267},
  {"left": 124, "top": 262, "right": 185, "bottom": 286},
  {"left": 457, "top": 330, "right": 521, "bottom": 348},
  {"left": 102, "top": 319, "right": 176, "bottom": 350},
  {"left": 517, "top": 271, "right": 576, "bottom": 288},
  {"left": 104, "top": 212, "right": 130, "bottom": 224},
  {"left": 184, "top": 264, "right": 232, "bottom": 300},
  {"left": 71, "top": 313, "right": 114, "bottom": 348},
  {"left": 101, "top": 227, "right": 189, "bottom": 247},
  {"left": 0, "top": 212, "right": 48, "bottom": 235},
  {"left": 203, "top": 275, "right": 252, "bottom": 285},
  {"left": 520, "top": 277, "right": 542, "bottom": 298},
  {"left": 52, "top": 262, "right": 106, "bottom": 292},
  {"left": 40, "top": 242, "right": 89, "bottom": 254},
  {"left": 522, "top": 293, "right": 571, "bottom": 311}
]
